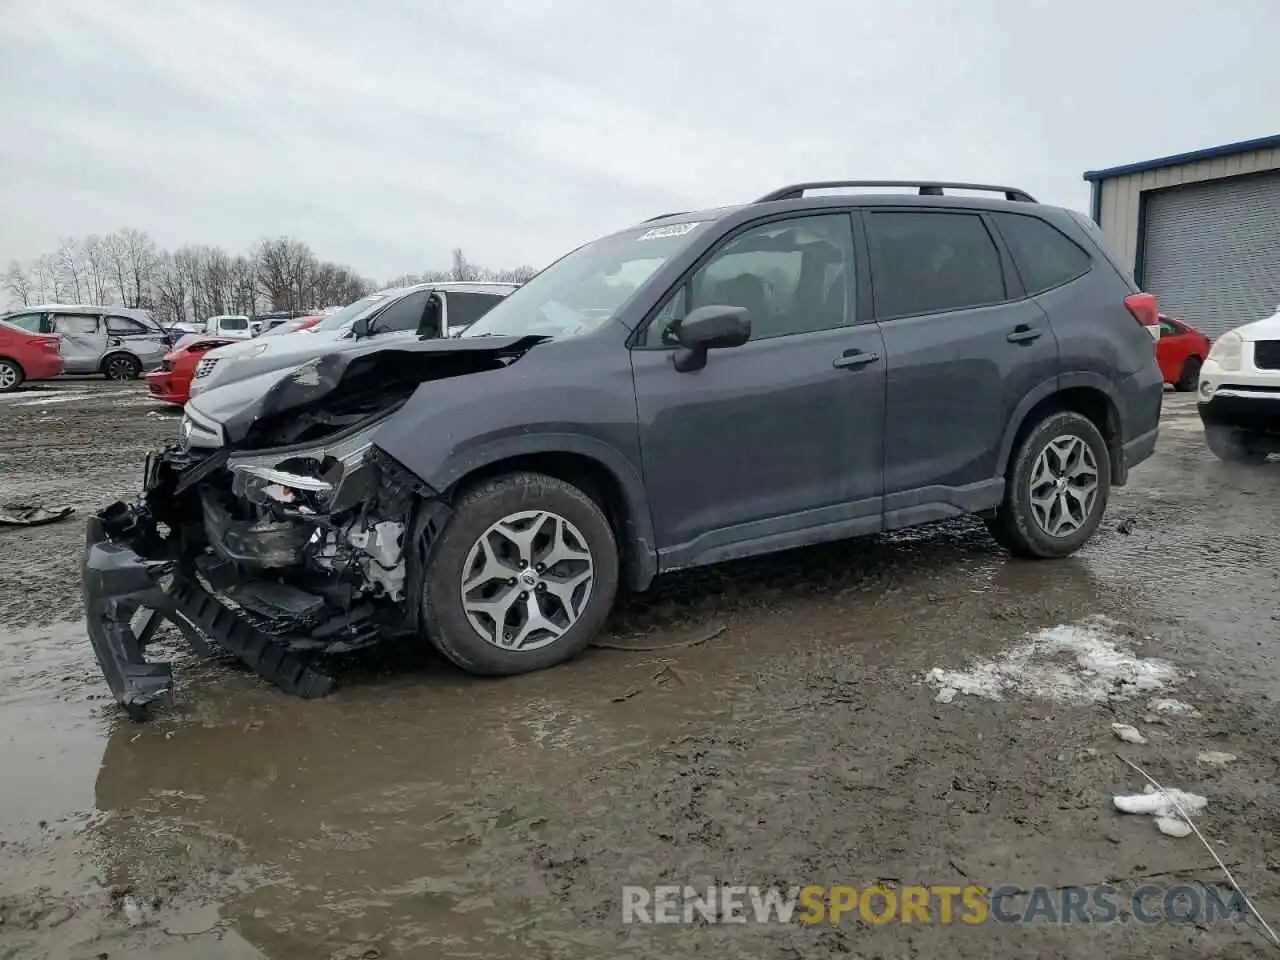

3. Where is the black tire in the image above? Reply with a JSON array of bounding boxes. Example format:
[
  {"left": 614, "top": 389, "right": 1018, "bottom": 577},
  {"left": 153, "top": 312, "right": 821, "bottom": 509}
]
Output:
[
  {"left": 103, "top": 353, "right": 141, "bottom": 381},
  {"left": 1175, "top": 356, "right": 1202, "bottom": 392},
  {"left": 422, "top": 471, "right": 619, "bottom": 676},
  {"left": 985, "top": 411, "right": 1112, "bottom": 559},
  {"left": 0, "top": 358, "right": 24, "bottom": 393},
  {"left": 1204, "top": 425, "right": 1271, "bottom": 463}
]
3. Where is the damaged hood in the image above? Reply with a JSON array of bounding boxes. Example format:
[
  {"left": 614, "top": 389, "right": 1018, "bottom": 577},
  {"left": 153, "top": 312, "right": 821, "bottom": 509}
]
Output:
[{"left": 185, "top": 334, "right": 545, "bottom": 446}]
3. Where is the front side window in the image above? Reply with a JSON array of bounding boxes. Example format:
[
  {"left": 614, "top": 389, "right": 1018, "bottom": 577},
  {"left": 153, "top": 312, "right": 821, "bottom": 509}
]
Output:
[
  {"left": 992, "top": 212, "right": 1091, "bottom": 295},
  {"left": 640, "top": 214, "right": 856, "bottom": 346},
  {"left": 51, "top": 313, "right": 100, "bottom": 336},
  {"left": 867, "top": 211, "right": 1006, "bottom": 318},
  {"left": 106, "top": 316, "right": 149, "bottom": 335},
  {"left": 2, "top": 313, "right": 45, "bottom": 333},
  {"left": 462, "top": 220, "right": 713, "bottom": 340},
  {"left": 372, "top": 290, "right": 430, "bottom": 333}
]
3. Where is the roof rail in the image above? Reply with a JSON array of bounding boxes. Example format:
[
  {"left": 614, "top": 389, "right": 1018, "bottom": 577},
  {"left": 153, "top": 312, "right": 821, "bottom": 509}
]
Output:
[
  {"left": 755, "top": 181, "right": 1037, "bottom": 204},
  {"left": 642, "top": 211, "right": 688, "bottom": 222}
]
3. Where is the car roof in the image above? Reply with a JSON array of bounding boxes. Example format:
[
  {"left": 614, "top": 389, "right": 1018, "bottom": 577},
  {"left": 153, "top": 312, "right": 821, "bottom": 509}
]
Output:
[
  {"left": 21, "top": 303, "right": 152, "bottom": 315},
  {"left": 371, "top": 281, "right": 519, "bottom": 297}
]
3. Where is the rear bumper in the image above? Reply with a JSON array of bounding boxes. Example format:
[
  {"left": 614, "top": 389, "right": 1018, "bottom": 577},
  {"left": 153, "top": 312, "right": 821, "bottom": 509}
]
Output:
[{"left": 23, "top": 354, "right": 64, "bottom": 380}]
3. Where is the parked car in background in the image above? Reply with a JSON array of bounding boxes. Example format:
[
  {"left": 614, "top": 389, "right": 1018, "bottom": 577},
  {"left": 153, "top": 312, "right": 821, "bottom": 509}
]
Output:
[
  {"left": 143, "top": 335, "right": 239, "bottom": 406},
  {"left": 205, "top": 315, "right": 254, "bottom": 340},
  {"left": 84, "top": 180, "right": 1164, "bottom": 713},
  {"left": 1155, "top": 313, "right": 1210, "bottom": 391},
  {"left": 0, "top": 304, "right": 168, "bottom": 380},
  {"left": 0, "top": 315, "right": 62, "bottom": 393},
  {"left": 1198, "top": 305, "right": 1280, "bottom": 461},
  {"left": 257, "top": 315, "right": 324, "bottom": 337},
  {"left": 188, "top": 282, "right": 516, "bottom": 398}
]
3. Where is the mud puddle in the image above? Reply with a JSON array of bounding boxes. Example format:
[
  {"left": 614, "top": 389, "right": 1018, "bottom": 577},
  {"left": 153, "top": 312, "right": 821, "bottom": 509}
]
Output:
[{"left": 2, "top": 385, "right": 1279, "bottom": 959}]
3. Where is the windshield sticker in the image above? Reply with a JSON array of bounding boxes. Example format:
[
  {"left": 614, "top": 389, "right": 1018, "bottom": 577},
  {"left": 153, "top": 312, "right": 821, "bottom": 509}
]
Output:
[{"left": 637, "top": 222, "right": 701, "bottom": 241}]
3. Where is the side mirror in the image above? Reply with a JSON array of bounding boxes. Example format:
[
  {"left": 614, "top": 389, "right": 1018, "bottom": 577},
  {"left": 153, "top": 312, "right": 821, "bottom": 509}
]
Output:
[
  {"left": 351, "top": 315, "right": 372, "bottom": 339},
  {"left": 672, "top": 305, "right": 751, "bottom": 372}
]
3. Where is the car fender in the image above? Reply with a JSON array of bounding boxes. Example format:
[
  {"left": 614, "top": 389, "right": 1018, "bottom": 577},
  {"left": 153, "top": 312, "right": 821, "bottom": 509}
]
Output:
[{"left": 997, "top": 372, "right": 1124, "bottom": 477}]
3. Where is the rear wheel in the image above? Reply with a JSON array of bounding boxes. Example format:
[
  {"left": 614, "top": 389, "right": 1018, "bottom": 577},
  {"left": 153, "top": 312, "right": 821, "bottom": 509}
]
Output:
[
  {"left": 1205, "top": 425, "right": 1271, "bottom": 463},
  {"left": 1175, "top": 356, "right": 1202, "bottom": 392},
  {"left": 0, "top": 358, "right": 23, "bottom": 393},
  {"left": 103, "top": 353, "right": 141, "bottom": 381},
  {"left": 421, "top": 471, "right": 619, "bottom": 675},
  {"left": 985, "top": 411, "right": 1111, "bottom": 559}
]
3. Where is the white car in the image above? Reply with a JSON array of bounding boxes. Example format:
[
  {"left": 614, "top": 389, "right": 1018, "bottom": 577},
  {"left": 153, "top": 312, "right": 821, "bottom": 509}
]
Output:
[
  {"left": 1197, "top": 305, "right": 1280, "bottom": 461},
  {"left": 188, "top": 282, "right": 517, "bottom": 398}
]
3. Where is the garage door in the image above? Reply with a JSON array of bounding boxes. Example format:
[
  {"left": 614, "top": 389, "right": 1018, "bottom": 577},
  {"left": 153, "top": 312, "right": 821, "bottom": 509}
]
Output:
[{"left": 1141, "top": 170, "right": 1280, "bottom": 338}]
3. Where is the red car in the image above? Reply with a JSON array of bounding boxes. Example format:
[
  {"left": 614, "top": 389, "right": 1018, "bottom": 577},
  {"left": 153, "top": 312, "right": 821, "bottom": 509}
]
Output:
[
  {"left": 0, "top": 317, "right": 63, "bottom": 393},
  {"left": 144, "top": 335, "right": 237, "bottom": 406},
  {"left": 1155, "top": 314, "right": 1211, "bottom": 391}
]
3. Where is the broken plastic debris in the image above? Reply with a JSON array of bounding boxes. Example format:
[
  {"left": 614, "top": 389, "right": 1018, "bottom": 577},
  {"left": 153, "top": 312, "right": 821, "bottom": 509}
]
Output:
[
  {"left": 1113, "top": 784, "right": 1207, "bottom": 838},
  {"left": 122, "top": 895, "right": 145, "bottom": 926},
  {"left": 1111, "top": 722, "right": 1148, "bottom": 745},
  {"left": 1147, "top": 697, "right": 1201, "bottom": 718},
  {"left": 1197, "top": 751, "right": 1236, "bottom": 765},
  {"left": 0, "top": 502, "right": 75, "bottom": 527}
]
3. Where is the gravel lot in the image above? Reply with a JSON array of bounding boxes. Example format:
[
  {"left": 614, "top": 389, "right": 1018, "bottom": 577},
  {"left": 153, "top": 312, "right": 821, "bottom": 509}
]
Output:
[{"left": 1, "top": 380, "right": 1278, "bottom": 959}]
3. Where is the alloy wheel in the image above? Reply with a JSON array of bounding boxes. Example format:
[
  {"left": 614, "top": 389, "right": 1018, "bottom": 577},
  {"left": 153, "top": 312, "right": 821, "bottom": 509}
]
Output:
[
  {"left": 0, "top": 363, "right": 17, "bottom": 390},
  {"left": 1028, "top": 434, "right": 1099, "bottom": 537},
  {"left": 460, "top": 509, "right": 594, "bottom": 650}
]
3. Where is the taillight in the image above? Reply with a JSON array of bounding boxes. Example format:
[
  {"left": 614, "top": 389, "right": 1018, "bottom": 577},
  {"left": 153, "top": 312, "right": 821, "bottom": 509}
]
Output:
[
  {"left": 297, "top": 317, "right": 321, "bottom": 331},
  {"left": 1124, "top": 292, "right": 1160, "bottom": 341},
  {"left": 38, "top": 336, "right": 61, "bottom": 354}
]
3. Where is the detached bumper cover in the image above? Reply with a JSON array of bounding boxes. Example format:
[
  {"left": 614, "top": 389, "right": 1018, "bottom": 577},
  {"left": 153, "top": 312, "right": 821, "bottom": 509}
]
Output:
[
  {"left": 1198, "top": 391, "right": 1280, "bottom": 434},
  {"left": 83, "top": 497, "right": 338, "bottom": 717}
]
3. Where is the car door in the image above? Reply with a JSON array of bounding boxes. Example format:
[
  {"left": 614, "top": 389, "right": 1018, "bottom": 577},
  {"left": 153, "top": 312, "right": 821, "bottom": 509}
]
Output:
[
  {"left": 105, "top": 314, "right": 167, "bottom": 369},
  {"left": 865, "top": 208, "right": 1058, "bottom": 522},
  {"left": 50, "top": 312, "right": 107, "bottom": 373},
  {"left": 630, "top": 212, "right": 886, "bottom": 569}
]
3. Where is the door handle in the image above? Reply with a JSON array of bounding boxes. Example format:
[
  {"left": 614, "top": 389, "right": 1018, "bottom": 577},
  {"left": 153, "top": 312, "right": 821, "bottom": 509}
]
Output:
[
  {"left": 833, "top": 349, "right": 880, "bottom": 369},
  {"left": 1007, "top": 325, "right": 1042, "bottom": 344}
]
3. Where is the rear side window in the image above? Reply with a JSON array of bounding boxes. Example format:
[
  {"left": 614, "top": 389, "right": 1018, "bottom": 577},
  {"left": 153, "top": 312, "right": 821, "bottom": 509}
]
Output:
[
  {"left": 867, "top": 212, "right": 1006, "bottom": 318},
  {"left": 446, "top": 292, "right": 504, "bottom": 329},
  {"left": 106, "top": 315, "right": 149, "bottom": 335},
  {"left": 3, "top": 313, "right": 45, "bottom": 333},
  {"left": 993, "top": 213, "right": 1091, "bottom": 295}
]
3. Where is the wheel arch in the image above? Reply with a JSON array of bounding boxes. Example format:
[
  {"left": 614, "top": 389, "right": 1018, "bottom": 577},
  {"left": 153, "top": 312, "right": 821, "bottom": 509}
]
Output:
[
  {"left": 999, "top": 376, "right": 1125, "bottom": 485},
  {"left": 100, "top": 350, "right": 141, "bottom": 376},
  {"left": 434, "top": 438, "right": 658, "bottom": 591}
]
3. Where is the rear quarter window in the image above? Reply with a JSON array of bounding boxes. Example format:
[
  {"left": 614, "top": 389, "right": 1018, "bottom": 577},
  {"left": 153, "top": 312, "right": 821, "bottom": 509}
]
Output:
[{"left": 993, "top": 213, "right": 1092, "bottom": 295}]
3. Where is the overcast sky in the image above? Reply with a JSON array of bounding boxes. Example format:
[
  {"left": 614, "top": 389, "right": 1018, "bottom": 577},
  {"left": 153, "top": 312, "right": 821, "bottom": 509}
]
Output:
[{"left": 1, "top": 0, "right": 1276, "bottom": 280}]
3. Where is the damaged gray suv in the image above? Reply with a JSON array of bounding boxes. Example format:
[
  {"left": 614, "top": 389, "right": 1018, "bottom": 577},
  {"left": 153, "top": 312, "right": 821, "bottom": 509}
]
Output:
[{"left": 83, "top": 180, "right": 1164, "bottom": 717}]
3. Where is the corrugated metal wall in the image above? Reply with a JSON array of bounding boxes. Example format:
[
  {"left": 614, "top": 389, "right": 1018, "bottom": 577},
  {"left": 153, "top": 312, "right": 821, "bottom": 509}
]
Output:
[{"left": 1096, "top": 146, "right": 1280, "bottom": 275}]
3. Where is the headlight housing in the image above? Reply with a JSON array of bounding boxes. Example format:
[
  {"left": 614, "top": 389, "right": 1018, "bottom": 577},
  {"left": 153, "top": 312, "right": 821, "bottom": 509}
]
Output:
[
  {"left": 234, "top": 343, "right": 272, "bottom": 361},
  {"left": 1207, "top": 331, "right": 1242, "bottom": 371}
]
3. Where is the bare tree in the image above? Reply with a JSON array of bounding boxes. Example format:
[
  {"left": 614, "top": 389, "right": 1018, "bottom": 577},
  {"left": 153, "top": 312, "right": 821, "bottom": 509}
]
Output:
[
  {"left": 33, "top": 255, "right": 65, "bottom": 303},
  {"left": 451, "top": 248, "right": 479, "bottom": 282},
  {"left": 255, "top": 236, "right": 316, "bottom": 311},
  {"left": 229, "top": 256, "right": 258, "bottom": 315},
  {"left": 119, "top": 228, "right": 157, "bottom": 308},
  {"left": 82, "top": 236, "right": 115, "bottom": 304},
  {"left": 56, "top": 238, "right": 87, "bottom": 303},
  {"left": 4, "top": 261, "right": 33, "bottom": 307},
  {"left": 150, "top": 251, "right": 188, "bottom": 325}
]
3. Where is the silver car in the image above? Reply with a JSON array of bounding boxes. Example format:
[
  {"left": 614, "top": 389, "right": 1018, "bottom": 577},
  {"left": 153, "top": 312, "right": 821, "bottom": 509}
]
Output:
[
  {"left": 189, "top": 282, "right": 517, "bottom": 398},
  {"left": 0, "top": 304, "right": 170, "bottom": 380}
]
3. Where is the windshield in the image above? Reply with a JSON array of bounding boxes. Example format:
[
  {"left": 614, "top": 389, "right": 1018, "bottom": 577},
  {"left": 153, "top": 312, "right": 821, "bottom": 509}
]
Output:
[
  {"left": 461, "top": 221, "right": 711, "bottom": 339},
  {"left": 311, "top": 294, "right": 388, "bottom": 332}
]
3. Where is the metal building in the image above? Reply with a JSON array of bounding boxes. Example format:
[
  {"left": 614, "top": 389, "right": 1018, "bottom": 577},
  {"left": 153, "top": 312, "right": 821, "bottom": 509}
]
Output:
[{"left": 1083, "top": 134, "right": 1280, "bottom": 338}]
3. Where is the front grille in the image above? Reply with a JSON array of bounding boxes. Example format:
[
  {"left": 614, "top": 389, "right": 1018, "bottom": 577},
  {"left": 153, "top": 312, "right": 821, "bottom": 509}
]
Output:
[
  {"left": 194, "top": 357, "right": 219, "bottom": 379},
  {"left": 1253, "top": 340, "right": 1280, "bottom": 371}
]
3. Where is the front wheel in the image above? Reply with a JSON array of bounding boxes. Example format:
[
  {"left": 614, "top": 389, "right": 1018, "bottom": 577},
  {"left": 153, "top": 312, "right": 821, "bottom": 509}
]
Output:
[
  {"left": 421, "top": 471, "right": 619, "bottom": 675},
  {"left": 1175, "top": 356, "right": 1202, "bottom": 392},
  {"left": 0, "top": 358, "right": 23, "bottom": 393},
  {"left": 985, "top": 411, "right": 1111, "bottom": 559},
  {"left": 1205, "top": 425, "right": 1271, "bottom": 463}
]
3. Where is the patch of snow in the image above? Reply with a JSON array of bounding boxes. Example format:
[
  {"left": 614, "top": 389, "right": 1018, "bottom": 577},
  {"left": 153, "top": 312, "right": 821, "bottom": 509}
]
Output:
[
  {"left": 1148, "top": 697, "right": 1201, "bottom": 718},
  {"left": 1114, "top": 784, "right": 1207, "bottom": 838},
  {"left": 925, "top": 616, "right": 1184, "bottom": 705},
  {"left": 1112, "top": 722, "right": 1148, "bottom": 744},
  {"left": 1197, "top": 751, "right": 1236, "bottom": 765}
]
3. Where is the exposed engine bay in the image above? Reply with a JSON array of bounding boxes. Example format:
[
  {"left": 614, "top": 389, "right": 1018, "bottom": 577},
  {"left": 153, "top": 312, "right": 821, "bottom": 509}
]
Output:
[{"left": 83, "top": 335, "right": 545, "bottom": 718}]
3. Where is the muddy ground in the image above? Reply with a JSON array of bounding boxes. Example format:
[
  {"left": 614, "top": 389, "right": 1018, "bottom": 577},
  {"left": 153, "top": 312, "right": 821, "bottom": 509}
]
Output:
[{"left": 0, "top": 380, "right": 1278, "bottom": 959}]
